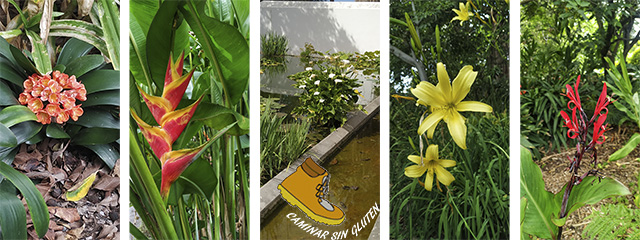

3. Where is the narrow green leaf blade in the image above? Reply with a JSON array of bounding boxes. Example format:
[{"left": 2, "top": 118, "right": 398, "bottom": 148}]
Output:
[
  {"left": 609, "top": 133, "right": 640, "bottom": 161},
  {"left": 80, "top": 69, "right": 120, "bottom": 94},
  {"left": 0, "top": 161, "right": 49, "bottom": 237},
  {"left": 71, "top": 127, "right": 119, "bottom": 145},
  {"left": 83, "top": 90, "right": 120, "bottom": 107},
  {"left": 0, "top": 80, "right": 19, "bottom": 106}
]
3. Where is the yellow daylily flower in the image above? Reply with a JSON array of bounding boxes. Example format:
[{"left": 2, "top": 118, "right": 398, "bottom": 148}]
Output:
[
  {"left": 451, "top": 2, "right": 474, "bottom": 26},
  {"left": 404, "top": 145, "right": 456, "bottom": 191},
  {"left": 410, "top": 63, "right": 492, "bottom": 149}
]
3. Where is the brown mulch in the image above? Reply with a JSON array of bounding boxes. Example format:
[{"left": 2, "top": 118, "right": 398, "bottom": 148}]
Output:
[
  {"left": 538, "top": 125, "right": 640, "bottom": 239},
  {"left": 11, "top": 138, "right": 119, "bottom": 240}
]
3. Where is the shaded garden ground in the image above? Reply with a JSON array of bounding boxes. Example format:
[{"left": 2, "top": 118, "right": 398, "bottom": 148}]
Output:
[
  {"left": 537, "top": 125, "right": 640, "bottom": 239},
  {"left": 12, "top": 139, "right": 119, "bottom": 239}
]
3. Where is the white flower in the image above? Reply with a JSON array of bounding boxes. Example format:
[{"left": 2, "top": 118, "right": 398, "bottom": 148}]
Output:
[
  {"left": 299, "top": 85, "right": 306, "bottom": 89},
  {"left": 314, "top": 92, "right": 320, "bottom": 95},
  {"left": 319, "top": 99, "right": 325, "bottom": 103},
  {"left": 323, "top": 70, "right": 328, "bottom": 73},
  {"left": 314, "top": 80, "right": 320, "bottom": 85},
  {"left": 346, "top": 66, "right": 354, "bottom": 71},
  {"left": 310, "top": 74, "right": 316, "bottom": 79},
  {"left": 328, "top": 73, "right": 335, "bottom": 78},
  {"left": 334, "top": 79, "right": 343, "bottom": 83},
  {"left": 305, "top": 67, "right": 313, "bottom": 71},
  {"left": 342, "top": 59, "right": 350, "bottom": 64},
  {"left": 341, "top": 94, "right": 345, "bottom": 98}
]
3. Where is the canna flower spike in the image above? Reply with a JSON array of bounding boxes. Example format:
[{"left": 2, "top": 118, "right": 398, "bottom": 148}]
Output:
[
  {"left": 410, "top": 63, "right": 492, "bottom": 149},
  {"left": 559, "top": 76, "right": 610, "bottom": 145}
]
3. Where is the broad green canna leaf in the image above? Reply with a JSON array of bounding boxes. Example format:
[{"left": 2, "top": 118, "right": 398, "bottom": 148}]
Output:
[
  {"left": 65, "top": 171, "right": 97, "bottom": 201},
  {"left": 131, "top": 110, "right": 171, "bottom": 160},
  {"left": 160, "top": 95, "right": 204, "bottom": 143}
]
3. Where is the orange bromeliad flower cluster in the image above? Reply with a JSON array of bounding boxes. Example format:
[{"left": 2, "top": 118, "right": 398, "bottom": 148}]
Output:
[
  {"left": 19, "top": 71, "right": 86, "bottom": 124},
  {"left": 131, "top": 53, "right": 206, "bottom": 199}
]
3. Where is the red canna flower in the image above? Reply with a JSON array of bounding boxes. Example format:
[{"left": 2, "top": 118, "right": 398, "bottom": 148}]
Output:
[
  {"left": 559, "top": 76, "right": 610, "bottom": 145},
  {"left": 592, "top": 83, "right": 610, "bottom": 144},
  {"left": 20, "top": 71, "right": 86, "bottom": 124}
]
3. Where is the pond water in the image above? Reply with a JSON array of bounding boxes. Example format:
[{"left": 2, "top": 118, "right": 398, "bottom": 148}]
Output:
[
  {"left": 261, "top": 56, "right": 379, "bottom": 112},
  {"left": 261, "top": 115, "right": 380, "bottom": 239}
]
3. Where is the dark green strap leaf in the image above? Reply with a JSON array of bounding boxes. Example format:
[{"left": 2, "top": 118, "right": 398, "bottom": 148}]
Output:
[
  {"left": 80, "top": 69, "right": 120, "bottom": 94},
  {"left": 69, "top": 109, "right": 119, "bottom": 129},
  {"left": 46, "top": 124, "right": 70, "bottom": 139},
  {"left": 71, "top": 127, "right": 119, "bottom": 145},
  {"left": 0, "top": 80, "right": 19, "bottom": 106},
  {"left": 0, "top": 123, "right": 18, "bottom": 147},
  {"left": 0, "top": 188, "right": 27, "bottom": 240},
  {"left": 64, "top": 55, "right": 105, "bottom": 77},
  {"left": 0, "top": 105, "right": 37, "bottom": 127},
  {"left": 0, "top": 161, "right": 49, "bottom": 238},
  {"left": 83, "top": 144, "right": 119, "bottom": 169},
  {"left": 57, "top": 38, "right": 95, "bottom": 66},
  {"left": 83, "top": 90, "right": 120, "bottom": 107}
]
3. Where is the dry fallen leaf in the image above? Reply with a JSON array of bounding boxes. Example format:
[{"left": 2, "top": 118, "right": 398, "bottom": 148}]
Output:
[{"left": 65, "top": 171, "right": 97, "bottom": 202}]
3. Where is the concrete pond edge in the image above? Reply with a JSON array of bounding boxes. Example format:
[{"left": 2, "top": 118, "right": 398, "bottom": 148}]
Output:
[{"left": 260, "top": 96, "right": 381, "bottom": 223}]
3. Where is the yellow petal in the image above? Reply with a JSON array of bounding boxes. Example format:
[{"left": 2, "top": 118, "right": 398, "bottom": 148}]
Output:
[
  {"left": 426, "top": 118, "right": 440, "bottom": 138},
  {"left": 407, "top": 155, "right": 422, "bottom": 164},
  {"left": 436, "top": 63, "right": 452, "bottom": 100},
  {"left": 425, "top": 144, "right": 439, "bottom": 161},
  {"left": 411, "top": 81, "right": 446, "bottom": 106},
  {"left": 435, "top": 165, "right": 455, "bottom": 186},
  {"left": 451, "top": 65, "right": 477, "bottom": 103},
  {"left": 457, "top": 101, "right": 493, "bottom": 112},
  {"left": 438, "top": 159, "right": 457, "bottom": 168},
  {"left": 424, "top": 169, "right": 434, "bottom": 191},
  {"left": 445, "top": 110, "right": 467, "bottom": 149},
  {"left": 405, "top": 165, "right": 427, "bottom": 178},
  {"left": 418, "top": 110, "right": 445, "bottom": 135},
  {"left": 65, "top": 171, "right": 97, "bottom": 202}
]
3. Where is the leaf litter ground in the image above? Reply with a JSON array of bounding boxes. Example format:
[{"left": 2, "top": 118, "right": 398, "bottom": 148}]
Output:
[
  {"left": 538, "top": 125, "right": 640, "bottom": 239},
  {"left": 11, "top": 138, "right": 119, "bottom": 239}
]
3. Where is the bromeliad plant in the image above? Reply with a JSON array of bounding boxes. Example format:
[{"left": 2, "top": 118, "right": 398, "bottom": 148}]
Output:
[{"left": 521, "top": 76, "right": 630, "bottom": 240}]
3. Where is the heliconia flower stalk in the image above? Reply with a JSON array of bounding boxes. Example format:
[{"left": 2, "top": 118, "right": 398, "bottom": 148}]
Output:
[{"left": 132, "top": 52, "right": 206, "bottom": 200}]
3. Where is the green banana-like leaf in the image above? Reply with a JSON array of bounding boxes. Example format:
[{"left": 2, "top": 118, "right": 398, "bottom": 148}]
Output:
[
  {"left": 520, "top": 146, "right": 559, "bottom": 239},
  {"left": 180, "top": 0, "right": 249, "bottom": 106}
]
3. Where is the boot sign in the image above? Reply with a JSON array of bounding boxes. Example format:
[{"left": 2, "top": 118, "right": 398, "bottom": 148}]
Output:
[{"left": 278, "top": 158, "right": 346, "bottom": 225}]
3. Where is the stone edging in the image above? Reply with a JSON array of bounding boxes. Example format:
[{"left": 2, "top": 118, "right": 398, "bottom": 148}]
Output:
[{"left": 260, "top": 96, "right": 381, "bottom": 222}]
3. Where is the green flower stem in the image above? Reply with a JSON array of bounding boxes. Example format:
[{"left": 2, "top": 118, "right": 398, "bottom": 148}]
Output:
[
  {"left": 236, "top": 135, "right": 250, "bottom": 239},
  {"left": 129, "top": 129, "right": 178, "bottom": 240}
]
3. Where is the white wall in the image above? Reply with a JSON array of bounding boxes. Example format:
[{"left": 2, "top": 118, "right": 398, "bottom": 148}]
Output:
[{"left": 261, "top": 1, "right": 380, "bottom": 55}]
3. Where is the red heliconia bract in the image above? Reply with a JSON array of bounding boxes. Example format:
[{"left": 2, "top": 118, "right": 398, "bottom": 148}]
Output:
[{"left": 132, "top": 52, "right": 208, "bottom": 199}]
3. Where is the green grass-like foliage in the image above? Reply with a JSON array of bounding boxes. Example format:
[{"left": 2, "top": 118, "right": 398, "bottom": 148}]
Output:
[
  {"left": 261, "top": 32, "right": 289, "bottom": 59},
  {"left": 584, "top": 204, "right": 640, "bottom": 240},
  {"left": 389, "top": 99, "right": 509, "bottom": 239},
  {"left": 260, "top": 98, "right": 310, "bottom": 185}
]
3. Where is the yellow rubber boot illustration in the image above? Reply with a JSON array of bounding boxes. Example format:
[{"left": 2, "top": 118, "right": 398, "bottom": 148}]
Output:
[{"left": 278, "top": 157, "right": 345, "bottom": 225}]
